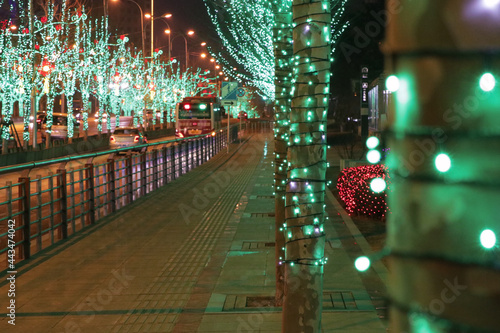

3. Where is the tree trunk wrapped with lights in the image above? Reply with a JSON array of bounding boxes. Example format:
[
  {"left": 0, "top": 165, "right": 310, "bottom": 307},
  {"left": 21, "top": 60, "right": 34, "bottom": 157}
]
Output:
[
  {"left": 282, "top": 1, "right": 330, "bottom": 331},
  {"left": 273, "top": 1, "right": 293, "bottom": 306},
  {"left": 383, "top": 0, "right": 500, "bottom": 331}
]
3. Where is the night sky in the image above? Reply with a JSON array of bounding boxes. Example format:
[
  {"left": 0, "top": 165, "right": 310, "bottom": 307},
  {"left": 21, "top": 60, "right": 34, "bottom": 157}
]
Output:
[
  {"left": 104, "top": 0, "right": 385, "bottom": 110},
  {"left": 155, "top": 0, "right": 216, "bottom": 62}
]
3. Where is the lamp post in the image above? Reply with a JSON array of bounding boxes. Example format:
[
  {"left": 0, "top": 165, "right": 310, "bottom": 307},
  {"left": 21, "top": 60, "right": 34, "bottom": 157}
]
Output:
[
  {"left": 111, "top": 0, "right": 145, "bottom": 58},
  {"left": 150, "top": 0, "right": 153, "bottom": 58},
  {"left": 170, "top": 30, "right": 194, "bottom": 70},
  {"left": 145, "top": 13, "right": 172, "bottom": 59},
  {"left": 161, "top": 19, "right": 172, "bottom": 60}
]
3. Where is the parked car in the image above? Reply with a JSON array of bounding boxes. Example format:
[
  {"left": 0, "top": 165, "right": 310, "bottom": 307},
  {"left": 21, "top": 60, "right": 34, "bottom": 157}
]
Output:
[
  {"left": 110, "top": 127, "right": 148, "bottom": 152},
  {"left": 238, "top": 111, "right": 248, "bottom": 120},
  {"left": 41, "top": 113, "right": 80, "bottom": 139}
]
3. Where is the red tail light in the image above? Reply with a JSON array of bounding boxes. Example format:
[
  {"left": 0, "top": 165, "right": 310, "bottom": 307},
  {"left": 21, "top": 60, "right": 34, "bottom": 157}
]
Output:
[
  {"left": 134, "top": 135, "right": 140, "bottom": 143},
  {"left": 110, "top": 135, "right": 115, "bottom": 142}
]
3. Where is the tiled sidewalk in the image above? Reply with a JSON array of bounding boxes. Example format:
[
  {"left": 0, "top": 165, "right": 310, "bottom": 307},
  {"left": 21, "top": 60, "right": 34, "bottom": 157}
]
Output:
[{"left": 0, "top": 133, "right": 387, "bottom": 332}]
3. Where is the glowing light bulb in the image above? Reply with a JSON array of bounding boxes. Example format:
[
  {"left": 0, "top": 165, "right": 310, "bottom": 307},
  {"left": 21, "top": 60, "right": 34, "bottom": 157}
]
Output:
[
  {"left": 435, "top": 153, "right": 451, "bottom": 173},
  {"left": 483, "top": 0, "right": 500, "bottom": 9},
  {"left": 355, "top": 256, "right": 370, "bottom": 272},
  {"left": 370, "top": 178, "right": 386, "bottom": 193},
  {"left": 366, "top": 136, "right": 380, "bottom": 149},
  {"left": 367, "top": 150, "right": 381, "bottom": 164},
  {"left": 386, "top": 75, "right": 400, "bottom": 92},
  {"left": 480, "top": 229, "right": 496, "bottom": 249},
  {"left": 480, "top": 73, "right": 496, "bottom": 92}
]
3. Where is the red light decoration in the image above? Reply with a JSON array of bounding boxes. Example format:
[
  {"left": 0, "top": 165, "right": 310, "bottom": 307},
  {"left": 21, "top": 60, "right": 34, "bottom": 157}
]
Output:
[
  {"left": 336, "top": 164, "right": 391, "bottom": 220},
  {"left": 183, "top": 104, "right": 191, "bottom": 110}
]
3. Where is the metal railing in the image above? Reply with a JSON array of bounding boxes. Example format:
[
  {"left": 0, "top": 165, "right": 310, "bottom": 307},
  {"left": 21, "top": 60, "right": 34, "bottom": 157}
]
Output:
[{"left": 0, "top": 123, "right": 254, "bottom": 272}]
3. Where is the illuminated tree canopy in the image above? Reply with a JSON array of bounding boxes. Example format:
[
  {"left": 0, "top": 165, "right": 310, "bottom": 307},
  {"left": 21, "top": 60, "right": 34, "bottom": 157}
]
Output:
[
  {"left": 0, "top": 0, "right": 208, "bottom": 141},
  {"left": 203, "top": 0, "right": 349, "bottom": 100}
]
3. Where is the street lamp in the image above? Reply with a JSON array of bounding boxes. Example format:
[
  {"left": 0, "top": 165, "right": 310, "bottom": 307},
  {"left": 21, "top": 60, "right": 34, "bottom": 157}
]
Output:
[
  {"left": 170, "top": 31, "right": 195, "bottom": 70},
  {"left": 111, "top": 0, "right": 145, "bottom": 58},
  {"left": 145, "top": 12, "right": 173, "bottom": 58}
]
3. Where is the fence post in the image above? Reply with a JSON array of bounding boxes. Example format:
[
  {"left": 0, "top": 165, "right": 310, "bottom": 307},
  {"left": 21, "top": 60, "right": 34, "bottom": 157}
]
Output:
[
  {"left": 152, "top": 149, "right": 159, "bottom": 191},
  {"left": 127, "top": 155, "right": 133, "bottom": 203},
  {"left": 211, "top": 135, "right": 215, "bottom": 157},
  {"left": 85, "top": 163, "right": 96, "bottom": 225},
  {"left": 140, "top": 153, "right": 147, "bottom": 195},
  {"left": 106, "top": 159, "right": 116, "bottom": 213},
  {"left": 190, "top": 140, "right": 195, "bottom": 170},
  {"left": 203, "top": 137, "right": 207, "bottom": 162},
  {"left": 196, "top": 138, "right": 201, "bottom": 167},
  {"left": 180, "top": 142, "right": 185, "bottom": 175},
  {"left": 18, "top": 177, "right": 31, "bottom": 260},
  {"left": 57, "top": 169, "right": 68, "bottom": 240},
  {"left": 162, "top": 146, "right": 169, "bottom": 185},
  {"left": 171, "top": 145, "right": 177, "bottom": 181}
]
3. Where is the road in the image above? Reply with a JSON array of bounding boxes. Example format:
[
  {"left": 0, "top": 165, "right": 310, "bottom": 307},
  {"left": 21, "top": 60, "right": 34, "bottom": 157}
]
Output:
[{"left": 8, "top": 115, "right": 174, "bottom": 147}]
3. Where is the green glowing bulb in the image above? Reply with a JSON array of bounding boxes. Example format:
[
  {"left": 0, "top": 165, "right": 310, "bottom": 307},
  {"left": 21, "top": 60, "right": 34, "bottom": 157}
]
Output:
[
  {"left": 354, "top": 256, "right": 370, "bottom": 272},
  {"left": 480, "top": 229, "right": 496, "bottom": 249},
  {"left": 480, "top": 73, "right": 496, "bottom": 92},
  {"left": 370, "top": 178, "right": 386, "bottom": 193},
  {"left": 386, "top": 75, "right": 400, "bottom": 92},
  {"left": 199, "top": 104, "right": 207, "bottom": 110},
  {"left": 435, "top": 153, "right": 451, "bottom": 173},
  {"left": 366, "top": 136, "right": 380, "bottom": 149},
  {"left": 367, "top": 150, "right": 381, "bottom": 164}
]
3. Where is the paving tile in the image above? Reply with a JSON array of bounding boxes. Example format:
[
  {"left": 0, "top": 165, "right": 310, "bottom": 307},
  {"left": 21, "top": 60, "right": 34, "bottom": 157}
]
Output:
[{"left": 0, "top": 135, "right": 388, "bottom": 333}]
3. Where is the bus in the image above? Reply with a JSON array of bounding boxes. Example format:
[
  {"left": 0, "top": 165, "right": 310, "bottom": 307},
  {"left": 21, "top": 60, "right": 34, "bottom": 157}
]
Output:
[{"left": 175, "top": 96, "right": 222, "bottom": 138}]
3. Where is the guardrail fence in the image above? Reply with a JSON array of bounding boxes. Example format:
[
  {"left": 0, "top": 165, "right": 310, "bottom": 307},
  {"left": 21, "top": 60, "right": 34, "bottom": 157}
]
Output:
[{"left": 0, "top": 121, "right": 273, "bottom": 271}]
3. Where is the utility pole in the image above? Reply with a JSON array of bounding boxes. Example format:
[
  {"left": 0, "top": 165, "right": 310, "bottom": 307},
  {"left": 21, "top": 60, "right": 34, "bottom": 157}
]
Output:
[
  {"left": 384, "top": 0, "right": 500, "bottom": 332},
  {"left": 282, "top": 0, "right": 330, "bottom": 332}
]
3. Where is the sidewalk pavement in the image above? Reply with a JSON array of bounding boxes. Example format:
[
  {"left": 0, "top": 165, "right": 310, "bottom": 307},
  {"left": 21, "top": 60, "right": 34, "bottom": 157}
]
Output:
[{"left": 0, "top": 132, "right": 388, "bottom": 332}]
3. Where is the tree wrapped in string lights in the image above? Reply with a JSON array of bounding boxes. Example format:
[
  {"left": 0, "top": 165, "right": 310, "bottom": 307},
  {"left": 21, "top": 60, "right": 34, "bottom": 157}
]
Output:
[
  {"left": 203, "top": 0, "right": 275, "bottom": 99},
  {"left": 0, "top": 1, "right": 215, "bottom": 147},
  {"left": 272, "top": 0, "right": 293, "bottom": 306},
  {"left": 282, "top": 1, "right": 331, "bottom": 331}
]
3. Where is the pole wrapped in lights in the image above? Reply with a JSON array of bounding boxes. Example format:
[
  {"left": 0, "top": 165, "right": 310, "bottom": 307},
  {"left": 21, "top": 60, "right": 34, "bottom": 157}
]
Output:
[{"left": 282, "top": 0, "right": 331, "bottom": 331}]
